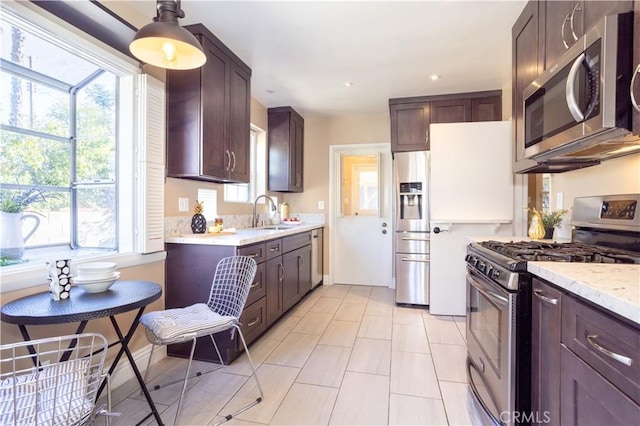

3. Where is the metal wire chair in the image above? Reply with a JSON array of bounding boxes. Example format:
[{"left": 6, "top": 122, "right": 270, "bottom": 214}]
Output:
[
  {"left": 0, "top": 333, "right": 115, "bottom": 426},
  {"left": 140, "top": 255, "right": 262, "bottom": 425}
]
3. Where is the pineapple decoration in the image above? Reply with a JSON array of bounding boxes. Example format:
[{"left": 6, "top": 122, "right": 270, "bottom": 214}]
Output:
[{"left": 191, "top": 200, "right": 207, "bottom": 234}]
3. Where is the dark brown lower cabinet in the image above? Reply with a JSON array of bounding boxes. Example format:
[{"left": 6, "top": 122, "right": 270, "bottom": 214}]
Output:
[
  {"left": 165, "top": 230, "right": 317, "bottom": 364},
  {"left": 531, "top": 279, "right": 561, "bottom": 424},
  {"left": 265, "top": 256, "right": 283, "bottom": 326},
  {"left": 560, "top": 346, "right": 640, "bottom": 425},
  {"left": 532, "top": 276, "right": 640, "bottom": 425},
  {"left": 282, "top": 245, "right": 312, "bottom": 312}
]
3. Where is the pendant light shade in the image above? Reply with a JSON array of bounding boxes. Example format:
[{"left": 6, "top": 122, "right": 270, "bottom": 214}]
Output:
[{"left": 129, "top": 0, "right": 206, "bottom": 70}]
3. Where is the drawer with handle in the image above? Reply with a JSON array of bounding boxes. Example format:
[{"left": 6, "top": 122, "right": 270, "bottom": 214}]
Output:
[
  {"left": 238, "top": 242, "right": 266, "bottom": 264},
  {"left": 561, "top": 294, "right": 640, "bottom": 405},
  {"left": 266, "top": 239, "right": 283, "bottom": 260},
  {"left": 239, "top": 296, "right": 267, "bottom": 346},
  {"left": 245, "top": 262, "right": 266, "bottom": 306}
]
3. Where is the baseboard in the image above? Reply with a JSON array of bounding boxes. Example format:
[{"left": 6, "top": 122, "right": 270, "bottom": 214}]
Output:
[{"left": 108, "top": 344, "right": 167, "bottom": 390}]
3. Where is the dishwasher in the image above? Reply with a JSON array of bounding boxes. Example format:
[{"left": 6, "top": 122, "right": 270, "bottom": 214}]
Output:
[{"left": 311, "top": 228, "right": 323, "bottom": 287}]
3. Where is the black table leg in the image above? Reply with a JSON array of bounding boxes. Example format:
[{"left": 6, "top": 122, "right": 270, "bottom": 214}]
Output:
[
  {"left": 99, "top": 308, "right": 164, "bottom": 426},
  {"left": 19, "top": 322, "right": 88, "bottom": 367}
]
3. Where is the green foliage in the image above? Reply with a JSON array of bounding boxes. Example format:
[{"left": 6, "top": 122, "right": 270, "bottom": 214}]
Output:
[
  {"left": 0, "top": 187, "right": 47, "bottom": 213},
  {"left": 542, "top": 209, "right": 568, "bottom": 228}
]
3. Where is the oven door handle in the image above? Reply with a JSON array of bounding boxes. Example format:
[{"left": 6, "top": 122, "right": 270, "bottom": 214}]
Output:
[{"left": 468, "top": 272, "right": 509, "bottom": 306}]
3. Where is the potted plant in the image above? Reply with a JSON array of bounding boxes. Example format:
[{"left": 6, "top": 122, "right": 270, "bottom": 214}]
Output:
[
  {"left": 0, "top": 187, "right": 46, "bottom": 262},
  {"left": 541, "top": 209, "right": 568, "bottom": 239}
]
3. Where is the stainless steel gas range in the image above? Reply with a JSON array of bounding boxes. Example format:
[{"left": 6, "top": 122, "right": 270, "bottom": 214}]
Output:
[{"left": 465, "top": 194, "right": 640, "bottom": 425}]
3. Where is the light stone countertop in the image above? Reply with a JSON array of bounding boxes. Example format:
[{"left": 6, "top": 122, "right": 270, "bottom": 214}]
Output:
[
  {"left": 528, "top": 262, "right": 640, "bottom": 325},
  {"left": 165, "top": 223, "right": 323, "bottom": 247},
  {"left": 468, "top": 236, "right": 571, "bottom": 243}
]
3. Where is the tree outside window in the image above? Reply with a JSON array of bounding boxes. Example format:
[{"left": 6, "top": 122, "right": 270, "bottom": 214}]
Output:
[{"left": 1, "top": 18, "right": 118, "bottom": 260}]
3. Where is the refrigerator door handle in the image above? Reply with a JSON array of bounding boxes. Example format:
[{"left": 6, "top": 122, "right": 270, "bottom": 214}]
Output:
[
  {"left": 401, "top": 236, "right": 429, "bottom": 242},
  {"left": 400, "top": 257, "right": 430, "bottom": 263}
]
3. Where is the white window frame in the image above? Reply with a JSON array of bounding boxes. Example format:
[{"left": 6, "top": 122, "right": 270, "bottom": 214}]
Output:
[{"left": 0, "top": 1, "right": 165, "bottom": 292}]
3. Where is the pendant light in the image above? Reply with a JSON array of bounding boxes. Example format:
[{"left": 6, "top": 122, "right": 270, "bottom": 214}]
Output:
[{"left": 129, "top": 0, "right": 206, "bottom": 70}]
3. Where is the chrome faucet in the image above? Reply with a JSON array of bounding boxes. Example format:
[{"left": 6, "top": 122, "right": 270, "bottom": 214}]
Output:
[{"left": 252, "top": 194, "right": 277, "bottom": 228}]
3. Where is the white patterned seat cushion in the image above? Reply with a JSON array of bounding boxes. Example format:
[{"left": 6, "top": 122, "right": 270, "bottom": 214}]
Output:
[{"left": 140, "top": 303, "right": 236, "bottom": 342}]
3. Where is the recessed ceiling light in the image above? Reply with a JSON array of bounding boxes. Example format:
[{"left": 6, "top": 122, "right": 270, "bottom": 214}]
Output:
[
  {"left": 430, "top": 75, "right": 441, "bottom": 81},
  {"left": 343, "top": 82, "right": 354, "bottom": 87}
]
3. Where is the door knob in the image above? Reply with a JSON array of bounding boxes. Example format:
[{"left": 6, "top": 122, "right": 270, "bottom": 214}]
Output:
[{"left": 433, "top": 227, "right": 441, "bottom": 234}]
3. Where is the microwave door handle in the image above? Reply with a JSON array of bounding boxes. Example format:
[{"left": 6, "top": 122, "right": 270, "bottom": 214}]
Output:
[
  {"left": 631, "top": 63, "right": 640, "bottom": 113},
  {"left": 566, "top": 53, "right": 586, "bottom": 122}
]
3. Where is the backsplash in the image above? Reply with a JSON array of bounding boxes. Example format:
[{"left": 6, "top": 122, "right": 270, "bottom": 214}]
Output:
[{"left": 165, "top": 213, "right": 325, "bottom": 236}]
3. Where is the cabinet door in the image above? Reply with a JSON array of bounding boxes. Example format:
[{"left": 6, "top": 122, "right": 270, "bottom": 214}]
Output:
[
  {"left": 297, "top": 244, "right": 312, "bottom": 297},
  {"left": 200, "top": 37, "right": 229, "bottom": 179},
  {"left": 540, "top": 0, "right": 577, "bottom": 70},
  {"left": 560, "top": 346, "right": 640, "bottom": 425},
  {"left": 430, "top": 98, "right": 471, "bottom": 123},
  {"left": 282, "top": 250, "right": 300, "bottom": 312},
  {"left": 512, "top": 0, "right": 543, "bottom": 172},
  {"left": 531, "top": 279, "right": 562, "bottom": 425},
  {"left": 265, "top": 256, "right": 283, "bottom": 326},
  {"left": 390, "top": 102, "right": 430, "bottom": 151},
  {"left": 471, "top": 96, "right": 502, "bottom": 122},
  {"left": 582, "top": 1, "right": 633, "bottom": 35},
  {"left": 228, "top": 61, "right": 251, "bottom": 183},
  {"left": 291, "top": 113, "right": 304, "bottom": 192}
]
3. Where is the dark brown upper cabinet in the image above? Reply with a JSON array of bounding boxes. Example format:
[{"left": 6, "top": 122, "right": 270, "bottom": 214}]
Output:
[
  {"left": 540, "top": 1, "right": 633, "bottom": 71},
  {"left": 512, "top": 0, "right": 544, "bottom": 173},
  {"left": 268, "top": 107, "right": 304, "bottom": 192},
  {"left": 166, "top": 24, "right": 251, "bottom": 183},
  {"left": 389, "top": 91, "right": 502, "bottom": 152}
]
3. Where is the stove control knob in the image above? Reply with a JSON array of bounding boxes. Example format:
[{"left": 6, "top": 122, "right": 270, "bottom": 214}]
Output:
[
  {"left": 479, "top": 262, "right": 486, "bottom": 272},
  {"left": 492, "top": 269, "right": 501, "bottom": 279},
  {"left": 485, "top": 265, "right": 493, "bottom": 276},
  {"left": 472, "top": 257, "right": 479, "bottom": 267}
]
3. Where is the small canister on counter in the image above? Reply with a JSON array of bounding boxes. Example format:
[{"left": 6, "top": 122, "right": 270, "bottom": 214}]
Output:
[{"left": 280, "top": 202, "right": 290, "bottom": 221}]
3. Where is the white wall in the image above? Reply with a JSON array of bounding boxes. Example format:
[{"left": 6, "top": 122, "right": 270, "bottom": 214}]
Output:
[{"left": 550, "top": 153, "right": 640, "bottom": 211}]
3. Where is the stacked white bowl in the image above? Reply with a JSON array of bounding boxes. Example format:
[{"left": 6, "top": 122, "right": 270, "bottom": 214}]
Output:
[{"left": 73, "top": 262, "right": 120, "bottom": 293}]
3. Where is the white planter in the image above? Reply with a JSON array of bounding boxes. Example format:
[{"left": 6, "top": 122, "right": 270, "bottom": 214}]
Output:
[{"left": 0, "top": 211, "right": 40, "bottom": 260}]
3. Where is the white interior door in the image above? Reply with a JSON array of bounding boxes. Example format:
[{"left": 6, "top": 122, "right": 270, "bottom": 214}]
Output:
[{"left": 330, "top": 144, "right": 392, "bottom": 287}]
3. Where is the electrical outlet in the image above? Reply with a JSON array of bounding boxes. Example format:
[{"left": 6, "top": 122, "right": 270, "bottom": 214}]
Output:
[
  {"left": 318, "top": 200, "right": 324, "bottom": 210},
  {"left": 178, "top": 197, "right": 189, "bottom": 212}
]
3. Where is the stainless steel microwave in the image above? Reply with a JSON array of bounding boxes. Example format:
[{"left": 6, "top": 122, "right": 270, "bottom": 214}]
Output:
[{"left": 523, "top": 12, "right": 639, "bottom": 164}]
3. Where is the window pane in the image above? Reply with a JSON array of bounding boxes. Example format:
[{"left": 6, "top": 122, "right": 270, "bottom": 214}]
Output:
[
  {"left": 76, "top": 186, "right": 116, "bottom": 249},
  {"left": 0, "top": 131, "right": 70, "bottom": 186},
  {"left": 76, "top": 72, "right": 116, "bottom": 182},
  {"left": 22, "top": 190, "right": 71, "bottom": 247},
  {"left": 1, "top": 21, "right": 101, "bottom": 86},
  {"left": 341, "top": 155, "right": 379, "bottom": 217},
  {"left": 0, "top": 71, "right": 70, "bottom": 136}
]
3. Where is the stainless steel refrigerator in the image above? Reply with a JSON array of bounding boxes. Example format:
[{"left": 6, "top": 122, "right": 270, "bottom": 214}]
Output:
[{"left": 393, "top": 151, "right": 430, "bottom": 305}]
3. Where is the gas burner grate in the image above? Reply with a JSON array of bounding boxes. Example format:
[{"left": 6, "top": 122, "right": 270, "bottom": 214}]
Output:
[{"left": 479, "top": 241, "right": 640, "bottom": 264}]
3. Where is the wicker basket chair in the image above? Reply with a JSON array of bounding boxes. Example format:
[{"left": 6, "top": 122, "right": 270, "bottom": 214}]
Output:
[{"left": 0, "top": 333, "right": 116, "bottom": 425}]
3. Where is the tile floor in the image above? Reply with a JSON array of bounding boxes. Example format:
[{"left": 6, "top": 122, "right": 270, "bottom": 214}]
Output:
[{"left": 104, "top": 285, "right": 487, "bottom": 425}]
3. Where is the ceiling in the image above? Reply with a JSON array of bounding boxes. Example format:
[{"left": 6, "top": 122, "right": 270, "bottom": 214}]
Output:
[{"left": 129, "top": 0, "right": 527, "bottom": 119}]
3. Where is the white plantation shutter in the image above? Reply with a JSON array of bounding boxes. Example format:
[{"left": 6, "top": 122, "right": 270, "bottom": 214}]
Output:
[{"left": 136, "top": 74, "right": 165, "bottom": 253}]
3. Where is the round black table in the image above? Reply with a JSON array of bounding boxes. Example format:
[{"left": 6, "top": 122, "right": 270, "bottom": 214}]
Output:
[{"left": 1, "top": 280, "right": 164, "bottom": 425}]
